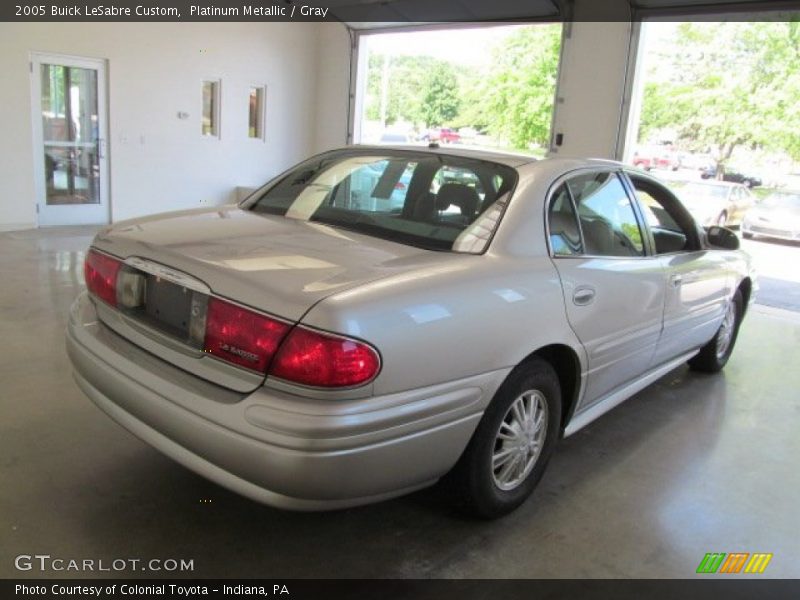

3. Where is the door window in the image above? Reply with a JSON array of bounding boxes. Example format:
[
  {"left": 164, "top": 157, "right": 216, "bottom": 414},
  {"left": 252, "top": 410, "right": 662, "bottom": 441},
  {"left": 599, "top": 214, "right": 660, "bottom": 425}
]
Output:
[
  {"left": 628, "top": 175, "right": 698, "bottom": 254},
  {"left": 566, "top": 172, "right": 644, "bottom": 257}
]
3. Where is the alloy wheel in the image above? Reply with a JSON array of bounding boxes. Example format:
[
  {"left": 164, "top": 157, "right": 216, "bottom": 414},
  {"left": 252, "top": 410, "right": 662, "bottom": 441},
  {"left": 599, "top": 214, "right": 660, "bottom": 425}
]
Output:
[
  {"left": 491, "top": 390, "right": 548, "bottom": 491},
  {"left": 716, "top": 300, "right": 737, "bottom": 359}
]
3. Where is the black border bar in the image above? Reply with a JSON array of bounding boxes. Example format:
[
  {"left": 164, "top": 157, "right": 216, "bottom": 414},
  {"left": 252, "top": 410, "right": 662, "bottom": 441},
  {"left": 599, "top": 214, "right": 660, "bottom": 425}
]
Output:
[
  {"left": 4, "top": 579, "right": 800, "bottom": 600},
  {"left": 3, "top": 0, "right": 800, "bottom": 23}
]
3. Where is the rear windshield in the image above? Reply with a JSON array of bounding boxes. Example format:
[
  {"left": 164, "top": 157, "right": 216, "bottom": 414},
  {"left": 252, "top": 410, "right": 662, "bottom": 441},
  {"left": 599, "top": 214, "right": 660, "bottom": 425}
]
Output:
[{"left": 244, "top": 149, "right": 518, "bottom": 253}]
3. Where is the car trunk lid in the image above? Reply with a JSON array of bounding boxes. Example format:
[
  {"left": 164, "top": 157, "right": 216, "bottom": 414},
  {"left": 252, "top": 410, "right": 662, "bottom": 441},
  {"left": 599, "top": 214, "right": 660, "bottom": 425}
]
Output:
[{"left": 89, "top": 206, "right": 459, "bottom": 392}]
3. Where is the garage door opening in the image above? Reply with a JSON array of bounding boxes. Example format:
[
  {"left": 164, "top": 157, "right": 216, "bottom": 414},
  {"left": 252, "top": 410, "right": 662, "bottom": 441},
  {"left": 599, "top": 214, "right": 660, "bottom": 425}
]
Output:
[
  {"left": 353, "top": 24, "right": 563, "bottom": 156},
  {"left": 625, "top": 21, "right": 800, "bottom": 186},
  {"left": 623, "top": 20, "right": 800, "bottom": 312}
]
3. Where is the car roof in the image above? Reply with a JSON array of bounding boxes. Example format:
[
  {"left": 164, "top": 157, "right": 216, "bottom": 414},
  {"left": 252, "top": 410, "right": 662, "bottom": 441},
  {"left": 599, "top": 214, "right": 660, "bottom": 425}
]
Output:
[
  {"left": 353, "top": 144, "right": 540, "bottom": 168},
  {"left": 351, "top": 145, "right": 633, "bottom": 172}
]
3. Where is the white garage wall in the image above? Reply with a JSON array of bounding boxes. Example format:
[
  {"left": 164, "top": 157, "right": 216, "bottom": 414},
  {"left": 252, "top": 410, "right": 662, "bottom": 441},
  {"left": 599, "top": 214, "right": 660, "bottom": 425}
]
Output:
[
  {"left": 0, "top": 17, "right": 643, "bottom": 231},
  {"left": 0, "top": 22, "right": 323, "bottom": 230}
]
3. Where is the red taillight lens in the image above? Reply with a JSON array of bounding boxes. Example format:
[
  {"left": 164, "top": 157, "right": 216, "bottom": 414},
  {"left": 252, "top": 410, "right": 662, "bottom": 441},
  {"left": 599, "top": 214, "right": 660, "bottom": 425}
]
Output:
[
  {"left": 84, "top": 249, "right": 121, "bottom": 307},
  {"left": 269, "top": 327, "right": 380, "bottom": 388},
  {"left": 204, "top": 297, "right": 291, "bottom": 372}
]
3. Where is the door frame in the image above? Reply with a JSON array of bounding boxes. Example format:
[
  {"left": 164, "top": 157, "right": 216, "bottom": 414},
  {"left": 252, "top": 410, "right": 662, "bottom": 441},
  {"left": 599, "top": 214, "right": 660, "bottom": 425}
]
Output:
[{"left": 30, "top": 51, "right": 110, "bottom": 227}]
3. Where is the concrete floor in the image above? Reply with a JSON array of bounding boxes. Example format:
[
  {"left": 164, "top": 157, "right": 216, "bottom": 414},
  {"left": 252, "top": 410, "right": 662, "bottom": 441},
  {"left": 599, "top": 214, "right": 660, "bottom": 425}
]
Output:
[{"left": 1, "top": 226, "right": 799, "bottom": 578}]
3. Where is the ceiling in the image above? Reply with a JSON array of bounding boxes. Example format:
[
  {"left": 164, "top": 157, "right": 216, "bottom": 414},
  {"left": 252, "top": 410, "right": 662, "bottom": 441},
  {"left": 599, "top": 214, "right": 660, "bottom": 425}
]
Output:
[{"left": 301, "top": 0, "right": 798, "bottom": 30}]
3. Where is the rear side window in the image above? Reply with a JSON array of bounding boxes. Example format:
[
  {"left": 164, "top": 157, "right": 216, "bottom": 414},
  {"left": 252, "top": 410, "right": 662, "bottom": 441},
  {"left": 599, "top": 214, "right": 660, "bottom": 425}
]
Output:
[
  {"left": 567, "top": 172, "right": 644, "bottom": 257},
  {"left": 548, "top": 185, "right": 582, "bottom": 256}
]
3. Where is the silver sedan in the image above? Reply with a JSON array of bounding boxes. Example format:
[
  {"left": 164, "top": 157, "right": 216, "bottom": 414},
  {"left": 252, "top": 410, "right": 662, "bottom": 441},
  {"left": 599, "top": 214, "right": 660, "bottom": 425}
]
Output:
[{"left": 67, "top": 146, "right": 756, "bottom": 518}]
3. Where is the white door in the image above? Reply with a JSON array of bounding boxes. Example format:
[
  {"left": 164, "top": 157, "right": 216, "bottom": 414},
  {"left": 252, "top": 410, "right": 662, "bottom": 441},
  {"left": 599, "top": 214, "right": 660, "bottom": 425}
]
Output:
[{"left": 31, "top": 53, "right": 109, "bottom": 226}]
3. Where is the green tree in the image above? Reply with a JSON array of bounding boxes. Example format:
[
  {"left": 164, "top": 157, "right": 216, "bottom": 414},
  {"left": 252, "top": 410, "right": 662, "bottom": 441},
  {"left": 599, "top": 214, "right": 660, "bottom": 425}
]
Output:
[
  {"left": 639, "top": 21, "right": 800, "bottom": 175},
  {"left": 419, "top": 62, "right": 461, "bottom": 127},
  {"left": 364, "top": 54, "right": 458, "bottom": 126},
  {"left": 477, "top": 25, "right": 561, "bottom": 150}
]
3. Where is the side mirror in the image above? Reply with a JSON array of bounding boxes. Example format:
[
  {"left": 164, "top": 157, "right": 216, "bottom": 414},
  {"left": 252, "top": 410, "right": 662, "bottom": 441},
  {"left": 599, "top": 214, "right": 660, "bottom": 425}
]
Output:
[{"left": 706, "top": 226, "right": 740, "bottom": 250}]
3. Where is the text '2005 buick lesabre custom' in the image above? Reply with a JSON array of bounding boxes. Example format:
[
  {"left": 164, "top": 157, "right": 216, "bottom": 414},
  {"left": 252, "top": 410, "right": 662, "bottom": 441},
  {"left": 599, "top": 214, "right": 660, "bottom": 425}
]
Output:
[{"left": 67, "top": 146, "right": 755, "bottom": 518}]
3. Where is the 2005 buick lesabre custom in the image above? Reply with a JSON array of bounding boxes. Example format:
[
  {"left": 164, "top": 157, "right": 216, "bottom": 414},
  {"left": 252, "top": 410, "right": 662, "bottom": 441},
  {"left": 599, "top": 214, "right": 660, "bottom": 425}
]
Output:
[{"left": 66, "top": 146, "right": 755, "bottom": 518}]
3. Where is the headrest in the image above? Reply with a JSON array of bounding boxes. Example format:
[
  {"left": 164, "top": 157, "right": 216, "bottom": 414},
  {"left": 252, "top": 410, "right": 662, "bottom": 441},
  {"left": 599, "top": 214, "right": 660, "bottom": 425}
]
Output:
[{"left": 436, "top": 183, "right": 480, "bottom": 217}]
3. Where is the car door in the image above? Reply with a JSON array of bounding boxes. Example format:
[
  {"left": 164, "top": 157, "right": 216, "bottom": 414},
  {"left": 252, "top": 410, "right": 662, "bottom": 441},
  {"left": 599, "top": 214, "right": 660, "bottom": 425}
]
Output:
[
  {"left": 733, "top": 186, "right": 754, "bottom": 224},
  {"left": 624, "top": 172, "right": 733, "bottom": 365},
  {"left": 547, "top": 170, "right": 666, "bottom": 409}
]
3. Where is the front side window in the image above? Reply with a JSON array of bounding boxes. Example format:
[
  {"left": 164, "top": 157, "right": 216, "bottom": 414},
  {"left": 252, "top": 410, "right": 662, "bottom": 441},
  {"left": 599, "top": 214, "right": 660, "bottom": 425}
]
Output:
[
  {"left": 246, "top": 150, "right": 517, "bottom": 253},
  {"left": 629, "top": 176, "right": 696, "bottom": 254},
  {"left": 567, "top": 172, "right": 644, "bottom": 257}
]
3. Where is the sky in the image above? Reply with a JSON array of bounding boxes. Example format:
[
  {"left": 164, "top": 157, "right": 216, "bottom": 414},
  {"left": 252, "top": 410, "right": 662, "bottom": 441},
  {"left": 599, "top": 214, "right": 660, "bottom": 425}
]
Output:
[{"left": 362, "top": 24, "right": 534, "bottom": 67}]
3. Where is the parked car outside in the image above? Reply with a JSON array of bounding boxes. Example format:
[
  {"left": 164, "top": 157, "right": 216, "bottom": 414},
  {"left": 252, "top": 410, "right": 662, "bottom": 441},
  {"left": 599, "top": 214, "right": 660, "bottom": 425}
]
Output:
[
  {"left": 701, "top": 165, "right": 763, "bottom": 188},
  {"left": 67, "top": 147, "right": 755, "bottom": 518},
  {"left": 742, "top": 190, "right": 800, "bottom": 242},
  {"left": 378, "top": 130, "right": 413, "bottom": 144},
  {"left": 678, "top": 180, "right": 754, "bottom": 227},
  {"left": 678, "top": 153, "right": 715, "bottom": 173},
  {"left": 428, "top": 127, "right": 461, "bottom": 144},
  {"left": 631, "top": 145, "right": 681, "bottom": 171}
]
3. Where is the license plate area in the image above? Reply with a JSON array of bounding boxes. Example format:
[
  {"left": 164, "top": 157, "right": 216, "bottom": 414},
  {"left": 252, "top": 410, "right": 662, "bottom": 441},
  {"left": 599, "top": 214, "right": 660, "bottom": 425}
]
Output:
[
  {"left": 117, "top": 266, "right": 208, "bottom": 349},
  {"left": 144, "top": 275, "right": 194, "bottom": 338}
]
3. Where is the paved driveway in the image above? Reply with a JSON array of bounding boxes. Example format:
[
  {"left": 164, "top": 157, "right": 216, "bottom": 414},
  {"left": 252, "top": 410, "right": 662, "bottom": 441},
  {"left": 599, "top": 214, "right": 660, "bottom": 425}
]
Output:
[{"left": 741, "top": 237, "right": 800, "bottom": 312}]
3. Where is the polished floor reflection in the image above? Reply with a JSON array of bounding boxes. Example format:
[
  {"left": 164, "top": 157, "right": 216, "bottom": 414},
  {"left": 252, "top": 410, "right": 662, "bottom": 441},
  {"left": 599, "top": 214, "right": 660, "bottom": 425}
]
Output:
[{"left": 1, "top": 226, "right": 798, "bottom": 578}]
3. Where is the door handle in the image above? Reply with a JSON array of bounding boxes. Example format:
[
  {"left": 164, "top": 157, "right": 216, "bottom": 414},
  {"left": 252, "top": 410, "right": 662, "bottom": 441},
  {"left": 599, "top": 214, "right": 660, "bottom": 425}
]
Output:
[
  {"left": 670, "top": 274, "right": 683, "bottom": 287},
  {"left": 96, "top": 138, "right": 106, "bottom": 159},
  {"left": 573, "top": 287, "right": 596, "bottom": 306}
]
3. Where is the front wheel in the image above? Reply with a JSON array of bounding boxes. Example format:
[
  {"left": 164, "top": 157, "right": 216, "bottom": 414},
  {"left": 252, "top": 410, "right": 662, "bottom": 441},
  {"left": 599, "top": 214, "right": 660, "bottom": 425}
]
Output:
[
  {"left": 449, "top": 358, "right": 561, "bottom": 518},
  {"left": 689, "top": 289, "right": 743, "bottom": 372}
]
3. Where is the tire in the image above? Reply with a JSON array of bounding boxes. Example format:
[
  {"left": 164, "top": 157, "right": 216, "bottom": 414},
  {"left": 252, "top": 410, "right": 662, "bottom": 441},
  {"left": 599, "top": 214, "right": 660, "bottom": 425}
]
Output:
[
  {"left": 449, "top": 358, "right": 561, "bottom": 518},
  {"left": 689, "top": 289, "right": 743, "bottom": 373},
  {"left": 743, "top": 231, "right": 753, "bottom": 239}
]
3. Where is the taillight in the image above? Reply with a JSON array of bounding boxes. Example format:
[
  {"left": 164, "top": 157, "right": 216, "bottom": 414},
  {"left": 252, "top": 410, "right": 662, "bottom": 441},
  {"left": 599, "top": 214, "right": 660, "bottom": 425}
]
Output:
[
  {"left": 83, "top": 250, "right": 379, "bottom": 387},
  {"left": 84, "top": 249, "right": 121, "bottom": 307},
  {"left": 203, "top": 297, "right": 291, "bottom": 372},
  {"left": 269, "top": 327, "right": 380, "bottom": 388}
]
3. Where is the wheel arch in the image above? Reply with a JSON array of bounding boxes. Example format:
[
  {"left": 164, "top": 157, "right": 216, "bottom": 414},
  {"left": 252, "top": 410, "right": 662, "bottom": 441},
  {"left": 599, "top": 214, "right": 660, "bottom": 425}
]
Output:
[
  {"left": 517, "top": 343, "right": 583, "bottom": 437},
  {"left": 738, "top": 276, "right": 753, "bottom": 316}
]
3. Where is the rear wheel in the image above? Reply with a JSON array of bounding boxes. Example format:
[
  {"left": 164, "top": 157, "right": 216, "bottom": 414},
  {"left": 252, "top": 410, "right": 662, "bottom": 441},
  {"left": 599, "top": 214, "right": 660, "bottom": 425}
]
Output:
[
  {"left": 689, "top": 289, "right": 743, "bottom": 372},
  {"left": 450, "top": 358, "right": 561, "bottom": 518}
]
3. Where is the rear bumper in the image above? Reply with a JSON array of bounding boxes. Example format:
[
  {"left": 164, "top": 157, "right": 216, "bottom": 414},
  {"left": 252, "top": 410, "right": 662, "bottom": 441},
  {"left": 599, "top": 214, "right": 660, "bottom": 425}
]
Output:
[{"left": 66, "top": 293, "right": 504, "bottom": 510}]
